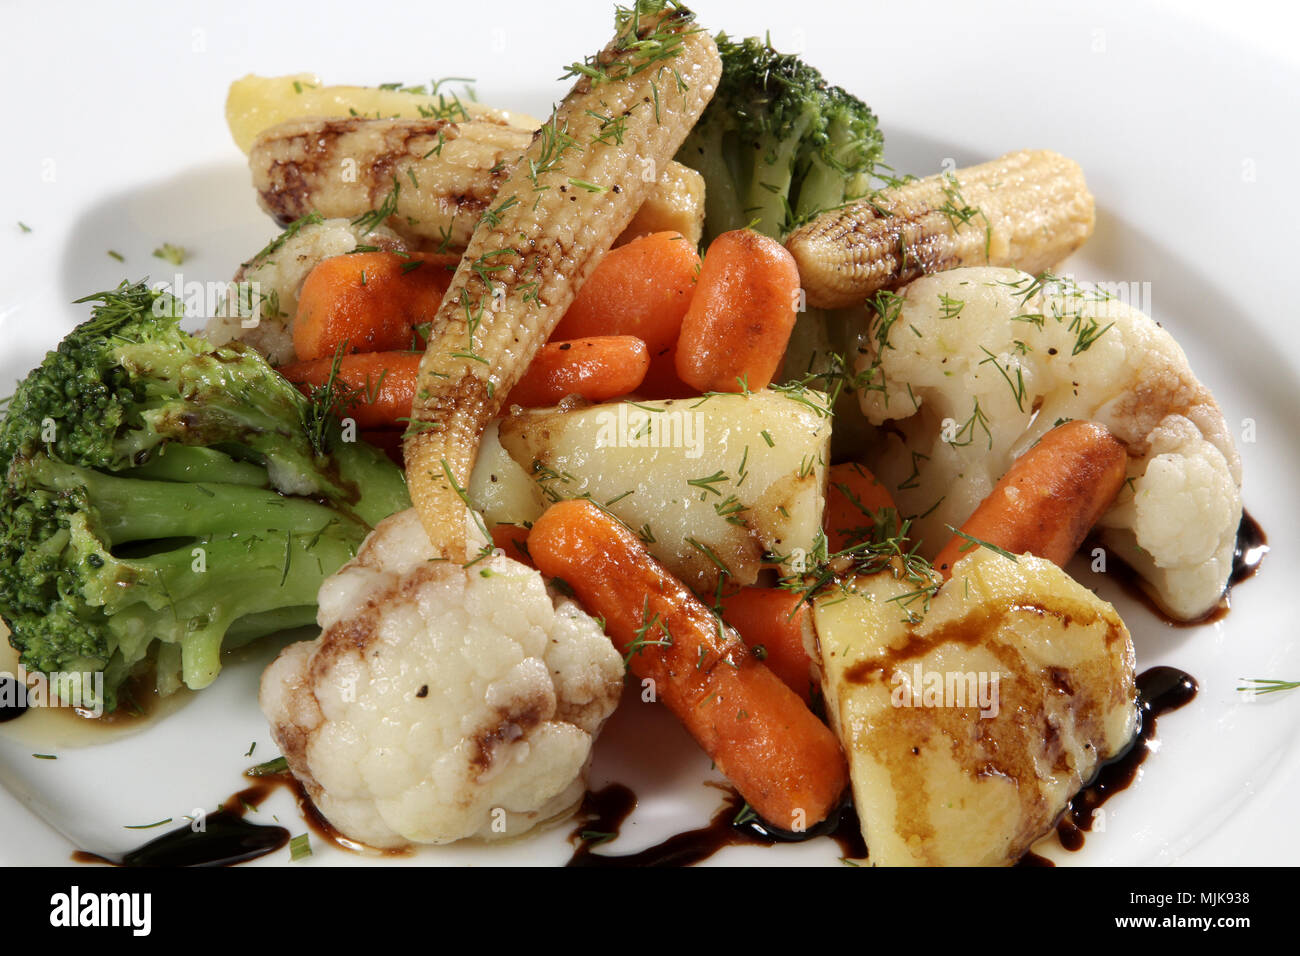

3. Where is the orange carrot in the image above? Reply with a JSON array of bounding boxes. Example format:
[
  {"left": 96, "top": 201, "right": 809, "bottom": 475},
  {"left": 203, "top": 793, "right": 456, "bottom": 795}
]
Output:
[
  {"left": 824, "top": 462, "right": 897, "bottom": 553},
  {"left": 504, "top": 336, "right": 650, "bottom": 408},
  {"left": 293, "top": 251, "right": 458, "bottom": 360},
  {"left": 718, "top": 587, "right": 815, "bottom": 704},
  {"left": 490, "top": 523, "right": 534, "bottom": 567},
  {"left": 636, "top": 345, "right": 698, "bottom": 400},
  {"left": 528, "top": 499, "right": 848, "bottom": 829},
  {"left": 279, "top": 352, "right": 421, "bottom": 430},
  {"left": 675, "top": 229, "right": 801, "bottom": 393},
  {"left": 933, "top": 420, "right": 1129, "bottom": 578},
  {"left": 551, "top": 231, "right": 699, "bottom": 353}
]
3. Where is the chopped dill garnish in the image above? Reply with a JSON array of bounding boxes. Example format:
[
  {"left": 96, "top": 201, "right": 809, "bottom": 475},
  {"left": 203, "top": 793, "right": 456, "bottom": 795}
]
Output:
[
  {"left": 624, "top": 596, "right": 673, "bottom": 666},
  {"left": 977, "top": 346, "right": 1026, "bottom": 412},
  {"left": 1237, "top": 678, "right": 1300, "bottom": 696},
  {"left": 247, "top": 211, "right": 324, "bottom": 266},
  {"left": 289, "top": 832, "right": 312, "bottom": 861},
  {"left": 351, "top": 179, "right": 401, "bottom": 233},
  {"left": 946, "top": 526, "right": 1018, "bottom": 562},
  {"left": 686, "top": 470, "right": 728, "bottom": 497},
  {"left": 937, "top": 292, "right": 964, "bottom": 319},
  {"left": 246, "top": 756, "right": 289, "bottom": 777},
  {"left": 561, "top": 1, "right": 698, "bottom": 87},
  {"left": 152, "top": 242, "right": 187, "bottom": 266}
]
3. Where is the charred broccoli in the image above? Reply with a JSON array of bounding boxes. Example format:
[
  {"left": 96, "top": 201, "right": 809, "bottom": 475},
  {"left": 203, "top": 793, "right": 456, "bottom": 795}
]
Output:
[
  {"left": 0, "top": 281, "right": 409, "bottom": 711},
  {"left": 676, "top": 34, "right": 884, "bottom": 242}
]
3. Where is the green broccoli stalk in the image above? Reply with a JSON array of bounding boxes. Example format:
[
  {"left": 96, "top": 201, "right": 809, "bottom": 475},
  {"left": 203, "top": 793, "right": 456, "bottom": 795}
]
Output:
[
  {"left": 675, "top": 34, "right": 884, "bottom": 242},
  {"left": 0, "top": 281, "right": 410, "bottom": 711}
]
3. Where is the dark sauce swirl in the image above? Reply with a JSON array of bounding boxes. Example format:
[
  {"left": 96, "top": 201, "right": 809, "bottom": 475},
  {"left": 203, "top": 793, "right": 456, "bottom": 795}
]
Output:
[
  {"left": 72, "top": 784, "right": 288, "bottom": 867},
  {"left": 567, "top": 783, "right": 865, "bottom": 867},
  {"left": 1019, "top": 665, "right": 1199, "bottom": 865},
  {"left": 1229, "top": 510, "right": 1268, "bottom": 588}
]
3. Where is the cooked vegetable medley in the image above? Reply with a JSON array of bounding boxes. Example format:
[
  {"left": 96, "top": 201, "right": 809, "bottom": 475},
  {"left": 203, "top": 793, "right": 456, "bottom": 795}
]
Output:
[{"left": 0, "top": 0, "right": 1250, "bottom": 866}]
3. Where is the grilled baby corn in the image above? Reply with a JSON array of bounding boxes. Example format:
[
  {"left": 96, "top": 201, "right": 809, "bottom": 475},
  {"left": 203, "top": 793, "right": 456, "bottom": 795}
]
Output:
[
  {"left": 404, "top": 5, "right": 721, "bottom": 560},
  {"left": 785, "top": 150, "right": 1095, "bottom": 309},
  {"left": 250, "top": 116, "right": 707, "bottom": 249}
]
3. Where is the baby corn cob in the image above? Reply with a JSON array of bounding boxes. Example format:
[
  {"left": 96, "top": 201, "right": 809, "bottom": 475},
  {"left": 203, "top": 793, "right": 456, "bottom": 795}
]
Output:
[
  {"left": 403, "top": 4, "right": 721, "bottom": 560},
  {"left": 785, "top": 150, "right": 1095, "bottom": 309},
  {"left": 250, "top": 117, "right": 707, "bottom": 249}
]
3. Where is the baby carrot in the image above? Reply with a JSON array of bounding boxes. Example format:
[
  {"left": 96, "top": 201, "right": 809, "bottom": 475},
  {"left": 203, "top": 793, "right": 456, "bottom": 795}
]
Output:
[
  {"left": 550, "top": 231, "right": 699, "bottom": 353},
  {"left": 279, "top": 352, "right": 421, "bottom": 430},
  {"left": 718, "top": 587, "right": 816, "bottom": 705},
  {"left": 293, "top": 251, "right": 458, "bottom": 360},
  {"left": 675, "top": 229, "right": 801, "bottom": 392},
  {"left": 528, "top": 499, "right": 848, "bottom": 829},
  {"left": 490, "top": 523, "right": 534, "bottom": 567},
  {"left": 504, "top": 336, "right": 650, "bottom": 408},
  {"left": 635, "top": 345, "right": 698, "bottom": 400},
  {"left": 824, "top": 462, "right": 897, "bottom": 553},
  {"left": 933, "top": 420, "right": 1129, "bottom": 578}
]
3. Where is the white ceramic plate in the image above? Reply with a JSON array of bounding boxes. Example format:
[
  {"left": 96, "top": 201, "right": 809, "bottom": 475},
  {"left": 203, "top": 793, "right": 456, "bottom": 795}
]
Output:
[{"left": 1, "top": 0, "right": 1297, "bottom": 866}]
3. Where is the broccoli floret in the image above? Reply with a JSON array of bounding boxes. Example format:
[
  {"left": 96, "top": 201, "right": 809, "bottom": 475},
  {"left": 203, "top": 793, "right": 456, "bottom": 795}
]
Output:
[
  {"left": 676, "top": 34, "right": 884, "bottom": 242},
  {"left": 0, "top": 281, "right": 410, "bottom": 711}
]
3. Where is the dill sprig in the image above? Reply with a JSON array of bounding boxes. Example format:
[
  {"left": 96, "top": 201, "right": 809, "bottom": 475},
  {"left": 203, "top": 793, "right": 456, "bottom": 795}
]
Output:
[
  {"left": 152, "top": 242, "right": 187, "bottom": 266},
  {"left": 1237, "top": 678, "right": 1300, "bottom": 696},
  {"left": 775, "top": 511, "right": 940, "bottom": 622},
  {"left": 947, "top": 398, "right": 993, "bottom": 450},
  {"left": 245, "top": 755, "right": 289, "bottom": 777},
  {"left": 946, "top": 526, "right": 1018, "bottom": 562},
  {"left": 351, "top": 179, "right": 401, "bottom": 233},
  {"left": 937, "top": 292, "right": 965, "bottom": 319},
  {"left": 561, "top": 1, "right": 698, "bottom": 87},
  {"left": 977, "top": 346, "right": 1027, "bottom": 412},
  {"left": 289, "top": 832, "right": 312, "bottom": 861},
  {"left": 587, "top": 108, "right": 629, "bottom": 145},
  {"left": 478, "top": 193, "right": 519, "bottom": 229},
  {"left": 686, "top": 470, "right": 728, "bottom": 497},
  {"left": 527, "top": 110, "right": 581, "bottom": 190},
  {"left": 769, "top": 377, "right": 836, "bottom": 419},
  {"left": 937, "top": 172, "right": 992, "bottom": 258},
  {"left": 439, "top": 457, "right": 492, "bottom": 555},
  {"left": 624, "top": 596, "right": 674, "bottom": 667},
  {"left": 246, "top": 211, "right": 324, "bottom": 267},
  {"left": 297, "top": 342, "right": 368, "bottom": 455}
]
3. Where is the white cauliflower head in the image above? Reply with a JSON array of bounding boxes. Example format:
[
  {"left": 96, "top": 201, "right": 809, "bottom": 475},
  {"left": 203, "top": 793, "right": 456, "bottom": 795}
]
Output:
[
  {"left": 205, "top": 216, "right": 405, "bottom": 366},
  {"left": 854, "top": 266, "right": 1242, "bottom": 621},
  {"left": 260, "top": 508, "right": 624, "bottom": 848}
]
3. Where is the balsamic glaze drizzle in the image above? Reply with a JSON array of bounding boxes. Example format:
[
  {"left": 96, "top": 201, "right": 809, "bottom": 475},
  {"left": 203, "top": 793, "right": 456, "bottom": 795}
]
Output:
[
  {"left": 1022, "top": 665, "right": 1199, "bottom": 865},
  {"left": 72, "top": 784, "right": 288, "bottom": 867},
  {"left": 567, "top": 783, "right": 866, "bottom": 867}
]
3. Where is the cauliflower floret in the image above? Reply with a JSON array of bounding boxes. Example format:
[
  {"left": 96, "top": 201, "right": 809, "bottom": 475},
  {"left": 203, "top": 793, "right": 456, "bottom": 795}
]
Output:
[
  {"left": 260, "top": 508, "right": 624, "bottom": 848},
  {"left": 205, "top": 217, "right": 405, "bottom": 366},
  {"left": 854, "top": 266, "right": 1242, "bottom": 621}
]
